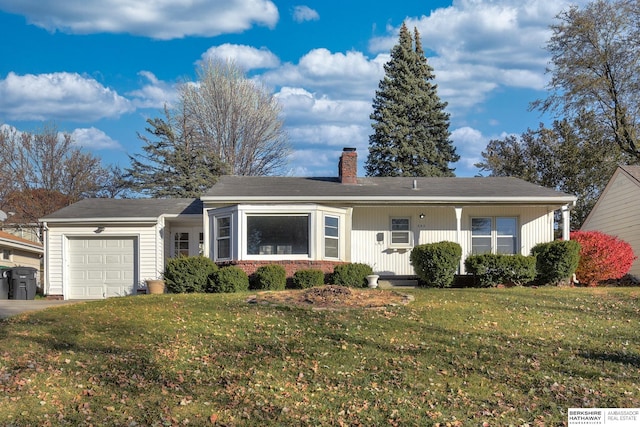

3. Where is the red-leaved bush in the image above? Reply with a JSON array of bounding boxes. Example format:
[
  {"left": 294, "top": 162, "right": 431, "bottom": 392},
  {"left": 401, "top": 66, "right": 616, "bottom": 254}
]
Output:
[{"left": 570, "top": 230, "right": 637, "bottom": 286}]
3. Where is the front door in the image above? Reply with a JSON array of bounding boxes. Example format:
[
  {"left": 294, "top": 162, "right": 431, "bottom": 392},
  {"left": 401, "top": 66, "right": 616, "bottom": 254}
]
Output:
[{"left": 171, "top": 227, "right": 203, "bottom": 258}]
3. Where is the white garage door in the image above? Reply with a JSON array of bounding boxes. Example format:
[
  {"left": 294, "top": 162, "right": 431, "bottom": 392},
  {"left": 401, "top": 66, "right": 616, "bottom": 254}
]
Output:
[{"left": 68, "top": 237, "right": 136, "bottom": 299}]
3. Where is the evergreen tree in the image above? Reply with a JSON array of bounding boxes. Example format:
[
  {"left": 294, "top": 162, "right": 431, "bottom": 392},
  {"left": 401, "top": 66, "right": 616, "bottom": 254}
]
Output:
[
  {"left": 124, "top": 107, "right": 228, "bottom": 198},
  {"left": 366, "top": 23, "right": 458, "bottom": 177}
]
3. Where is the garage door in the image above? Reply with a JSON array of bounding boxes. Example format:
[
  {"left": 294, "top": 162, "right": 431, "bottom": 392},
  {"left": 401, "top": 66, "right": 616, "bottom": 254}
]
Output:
[{"left": 68, "top": 237, "right": 136, "bottom": 299}]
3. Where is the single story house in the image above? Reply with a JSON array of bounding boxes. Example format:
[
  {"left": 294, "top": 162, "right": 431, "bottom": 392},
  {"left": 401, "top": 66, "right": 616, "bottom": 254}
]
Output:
[
  {"left": 41, "top": 148, "right": 576, "bottom": 300},
  {"left": 581, "top": 165, "right": 640, "bottom": 278},
  {"left": 0, "top": 230, "right": 43, "bottom": 276}
]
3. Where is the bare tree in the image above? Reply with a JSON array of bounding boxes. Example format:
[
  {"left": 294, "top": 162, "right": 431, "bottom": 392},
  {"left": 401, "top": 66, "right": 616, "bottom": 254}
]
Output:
[
  {"left": 534, "top": 0, "right": 640, "bottom": 158},
  {"left": 0, "top": 124, "right": 120, "bottom": 223},
  {"left": 179, "top": 60, "right": 290, "bottom": 176}
]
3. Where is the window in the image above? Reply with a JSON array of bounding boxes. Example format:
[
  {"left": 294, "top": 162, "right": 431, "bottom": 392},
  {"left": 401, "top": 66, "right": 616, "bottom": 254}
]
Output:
[
  {"left": 198, "top": 232, "right": 204, "bottom": 256},
  {"left": 390, "top": 217, "right": 411, "bottom": 247},
  {"left": 471, "top": 217, "right": 518, "bottom": 255},
  {"left": 174, "top": 232, "right": 189, "bottom": 257},
  {"left": 216, "top": 217, "right": 231, "bottom": 259},
  {"left": 324, "top": 215, "right": 339, "bottom": 258},
  {"left": 1, "top": 249, "right": 10, "bottom": 261},
  {"left": 247, "top": 215, "right": 309, "bottom": 255}
]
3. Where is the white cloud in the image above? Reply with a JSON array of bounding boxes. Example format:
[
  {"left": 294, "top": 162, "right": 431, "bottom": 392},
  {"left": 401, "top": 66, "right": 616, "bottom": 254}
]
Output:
[
  {"left": 0, "top": 0, "right": 279, "bottom": 39},
  {"left": 451, "top": 126, "right": 488, "bottom": 173},
  {"left": 0, "top": 72, "right": 133, "bottom": 121},
  {"left": 127, "top": 71, "right": 179, "bottom": 109},
  {"left": 277, "top": 87, "right": 372, "bottom": 125},
  {"left": 262, "top": 49, "right": 386, "bottom": 99},
  {"left": 292, "top": 6, "right": 319, "bottom": 23},
  {"left": 199, "top": 44, "right": 280, "bottom": 71},
  {"left": 367, "top": 0, "right": 592, "bottom": 115},
  {"left": 70, "top": 127, "right": 122, "bottom": 150}
]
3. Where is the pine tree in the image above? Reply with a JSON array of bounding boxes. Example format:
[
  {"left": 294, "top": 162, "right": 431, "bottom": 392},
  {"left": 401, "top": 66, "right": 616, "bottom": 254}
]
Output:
[
  {"left": 124, "top": 107, "right": 228, "bottom": 198},
  {"left": 366, "top": 23, "right": 458, "bottom": 177}
]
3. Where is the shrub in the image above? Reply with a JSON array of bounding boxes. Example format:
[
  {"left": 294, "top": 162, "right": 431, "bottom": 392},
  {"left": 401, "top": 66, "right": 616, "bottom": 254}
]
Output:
[
  {"left": 292, "top": 269, "right": 325, "bottom": 289},
  {"left": 465, "top": 254, "right": 537, "bottom": 287},
  {"left": 410, "top": 241, "right": 462, "bottom": 288},
  {"left": 331, "top": 263, "right": 373, "bottom": 288},
  {"left": 163, "top": 256, "right": 218, "bottom": 293},
  {"left": 211, "top": 266, "right": 249, "bottom": 293},
  {"left": 251, "top": 264, "right": 287, "bottom": 290},
  {"left": 530, "top": 240, "right": 581, "bottom": 285},
  {"left": 570, "top": 230, "right": 637, "bottom": 286}
]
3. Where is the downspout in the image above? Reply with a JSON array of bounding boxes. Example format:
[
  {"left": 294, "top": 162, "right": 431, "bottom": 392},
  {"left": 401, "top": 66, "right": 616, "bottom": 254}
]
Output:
[
  {"left": 42, "top": 221, "right": 49, "bottom": 296},
  {"left": 561, "top": 203, "right": 572, "bottom": 241}
]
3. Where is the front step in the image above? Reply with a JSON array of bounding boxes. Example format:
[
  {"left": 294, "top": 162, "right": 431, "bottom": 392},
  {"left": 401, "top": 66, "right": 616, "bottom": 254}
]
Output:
[{"left": 378, "top": 279, "right": 418, "bottom": 289}]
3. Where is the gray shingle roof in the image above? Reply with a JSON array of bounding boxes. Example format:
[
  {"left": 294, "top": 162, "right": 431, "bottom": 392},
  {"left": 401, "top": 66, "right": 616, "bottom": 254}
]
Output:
[
  {"left": 41, "top": 198, "right": 202, "bottom": 221},
  {"left": 201, "top": 176, "right": 576, "bottom": 203}
]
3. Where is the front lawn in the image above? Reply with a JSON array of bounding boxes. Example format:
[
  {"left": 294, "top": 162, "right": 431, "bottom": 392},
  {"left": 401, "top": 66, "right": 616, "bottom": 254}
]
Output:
[{"left": 1, "top": 287, "right": 639, "bottom": 426}]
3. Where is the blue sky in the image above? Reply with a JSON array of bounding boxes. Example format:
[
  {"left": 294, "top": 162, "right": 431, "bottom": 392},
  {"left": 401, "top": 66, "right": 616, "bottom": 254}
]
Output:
[{"left": 0, "top": 0, "right": 589, "bottom": 178}]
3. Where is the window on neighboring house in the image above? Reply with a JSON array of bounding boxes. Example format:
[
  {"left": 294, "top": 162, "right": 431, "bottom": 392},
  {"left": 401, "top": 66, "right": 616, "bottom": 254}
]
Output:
[
  {"left": 471, "top": 217, "right": 518, "bottom": 255},
  {"left": 198, "top": 232, "right": 204, "bottom": 256},
  {"left": 174, "top": 232, "right": 190, "bottom": 257},
  {"left": 390, "top": 217, "right": 411, "bottom": 247},
  {"left": 1, "top": 249, "right": 10, "bottom": 261},
  {"left": 324, "top": 215, "right": 339, "bottom": 258},
  {"left": 216, "top": 217, "right": 231, "bottom": 259},
  {"left": 247, "top": 215, "right": 309, "bottom": 255}
]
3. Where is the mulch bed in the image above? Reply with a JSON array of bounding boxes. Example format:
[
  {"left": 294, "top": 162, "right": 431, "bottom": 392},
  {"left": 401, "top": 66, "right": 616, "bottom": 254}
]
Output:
[{"left": 246, "top": 285, "right": 413, "bottom": 311}]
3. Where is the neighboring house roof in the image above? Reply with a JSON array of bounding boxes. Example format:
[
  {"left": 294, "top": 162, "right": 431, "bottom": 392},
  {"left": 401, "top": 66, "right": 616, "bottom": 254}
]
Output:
[
  {"left": 40, "top": 198, "right": 202, "bottom": 223},
  {"left": 0, "top": 230, "right": 43, "bottom": 254},
  {"left": 201, "top": 176, "right": 576, "bottom": 205}
]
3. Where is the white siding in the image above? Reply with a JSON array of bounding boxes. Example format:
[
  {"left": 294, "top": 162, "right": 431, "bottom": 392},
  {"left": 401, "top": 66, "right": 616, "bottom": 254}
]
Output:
[
  {"left": 582, "top": 171, "right": 640, "bottom": 277},
  {"left": 45, "top": 223, "right": 161, "bottom": 298},
  {"left": 350, "top": 205, "right": 555, "bottom": 276}
]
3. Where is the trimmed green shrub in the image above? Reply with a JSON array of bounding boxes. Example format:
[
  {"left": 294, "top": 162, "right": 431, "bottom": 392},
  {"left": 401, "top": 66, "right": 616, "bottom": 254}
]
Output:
[
  {"left": 292, "top": 269, "right": 325, "bottom": 289},
  {"left": 251, "top": 264, "right": 287, "bottom": 290},
  {"left": 331, "top": 263, "right": 373, "bottom": 288},
  {"left": 410, "top": 241, "right": 462, "bottom": 288},
  {"left": 465, "top": 254, "right": 537, "bottom": 287},
  {"left": 211, "top": 266, "right": 249, "bottom": 293},
  {"left": 163, "top": 256, "right": 218, "bottom": 293},
  {"left": 531, "top": 240, "right": 581, "bottom": 285}
]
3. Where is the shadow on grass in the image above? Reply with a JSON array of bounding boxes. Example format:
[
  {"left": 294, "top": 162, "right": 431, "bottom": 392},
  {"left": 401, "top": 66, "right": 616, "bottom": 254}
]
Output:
[{"left": 579, "top": 350, "right": 640, "bottom": 368}]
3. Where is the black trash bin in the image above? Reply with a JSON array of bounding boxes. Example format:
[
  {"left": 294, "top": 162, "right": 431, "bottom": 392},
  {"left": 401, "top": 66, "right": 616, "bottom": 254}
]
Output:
[
  {"left": 8, "top": 267, "right": 37, "bottom": 300},
  {"left": 0, "top": 267, "right": 9, "bottom": 299}
]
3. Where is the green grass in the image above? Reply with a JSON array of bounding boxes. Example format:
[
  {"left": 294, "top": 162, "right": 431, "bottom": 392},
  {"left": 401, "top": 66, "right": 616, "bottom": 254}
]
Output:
[{"left": 1, "top": 287, "right": 639, "bottom": 426}]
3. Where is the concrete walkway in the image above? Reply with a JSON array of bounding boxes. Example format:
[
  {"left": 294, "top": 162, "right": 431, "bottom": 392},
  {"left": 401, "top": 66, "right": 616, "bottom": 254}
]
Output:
[{"left": 0, "top": 299, "right": 84, "bottom": 320}]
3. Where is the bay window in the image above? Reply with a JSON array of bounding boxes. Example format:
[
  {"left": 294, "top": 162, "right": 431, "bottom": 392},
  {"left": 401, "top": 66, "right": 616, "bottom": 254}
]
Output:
[
  {"left": 247, "top": 215, "right": 309, "bottom": 255},
  {"left": 216, "top": 216, "right": 231, "bottom": 259},
  {"left": 324, "top": 215, "right": 339, "bottom": 258}
]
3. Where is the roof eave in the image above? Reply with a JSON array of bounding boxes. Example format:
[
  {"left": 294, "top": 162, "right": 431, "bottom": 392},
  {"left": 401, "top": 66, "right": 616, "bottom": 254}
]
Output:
[
  {"left": 202, "top": 196, "right": 577, "bottom": 205},
  {"left": 0, "top": 239, "right": 44, "bottom": 253},
  {"left": 41, "top": 217, "right": 159, "bottom": 224}
]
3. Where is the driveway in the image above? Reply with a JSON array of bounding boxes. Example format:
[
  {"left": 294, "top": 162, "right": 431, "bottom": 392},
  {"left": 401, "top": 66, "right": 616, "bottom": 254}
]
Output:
[{"left": 0, "top": 299, "right": 84, "bottom": 320}]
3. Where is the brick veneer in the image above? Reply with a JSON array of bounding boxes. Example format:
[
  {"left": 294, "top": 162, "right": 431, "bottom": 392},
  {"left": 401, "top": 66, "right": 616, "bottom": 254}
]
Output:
[
  {"left": 338, "top": 148, "right": 358, "bottom": 184},
  {"left": 216, "top": 260, "right": 346, "bottom": 278}
]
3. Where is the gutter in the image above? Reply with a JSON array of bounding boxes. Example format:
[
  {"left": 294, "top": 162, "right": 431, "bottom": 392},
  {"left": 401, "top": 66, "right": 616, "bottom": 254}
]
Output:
[
  {"left": 40, "top": 217, "right": 159, "bottom": 224},
  {"left": 201, "top": 196, "right": 578, "bottom": 205}
]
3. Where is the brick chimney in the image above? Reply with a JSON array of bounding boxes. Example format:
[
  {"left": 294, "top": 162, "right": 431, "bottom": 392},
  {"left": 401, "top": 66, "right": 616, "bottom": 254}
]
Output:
[{"left": 338, "top": 147, "right": 358, "bottom": 184}]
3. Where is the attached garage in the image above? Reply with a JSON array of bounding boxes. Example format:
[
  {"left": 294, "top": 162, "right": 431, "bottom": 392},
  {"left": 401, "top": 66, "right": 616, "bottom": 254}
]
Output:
[
  {"left": 67, "top": 237, "right": 136, "bottom": 299},
  {"left": 41, "top": 198, "right": 203, "bottom": 300}
]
